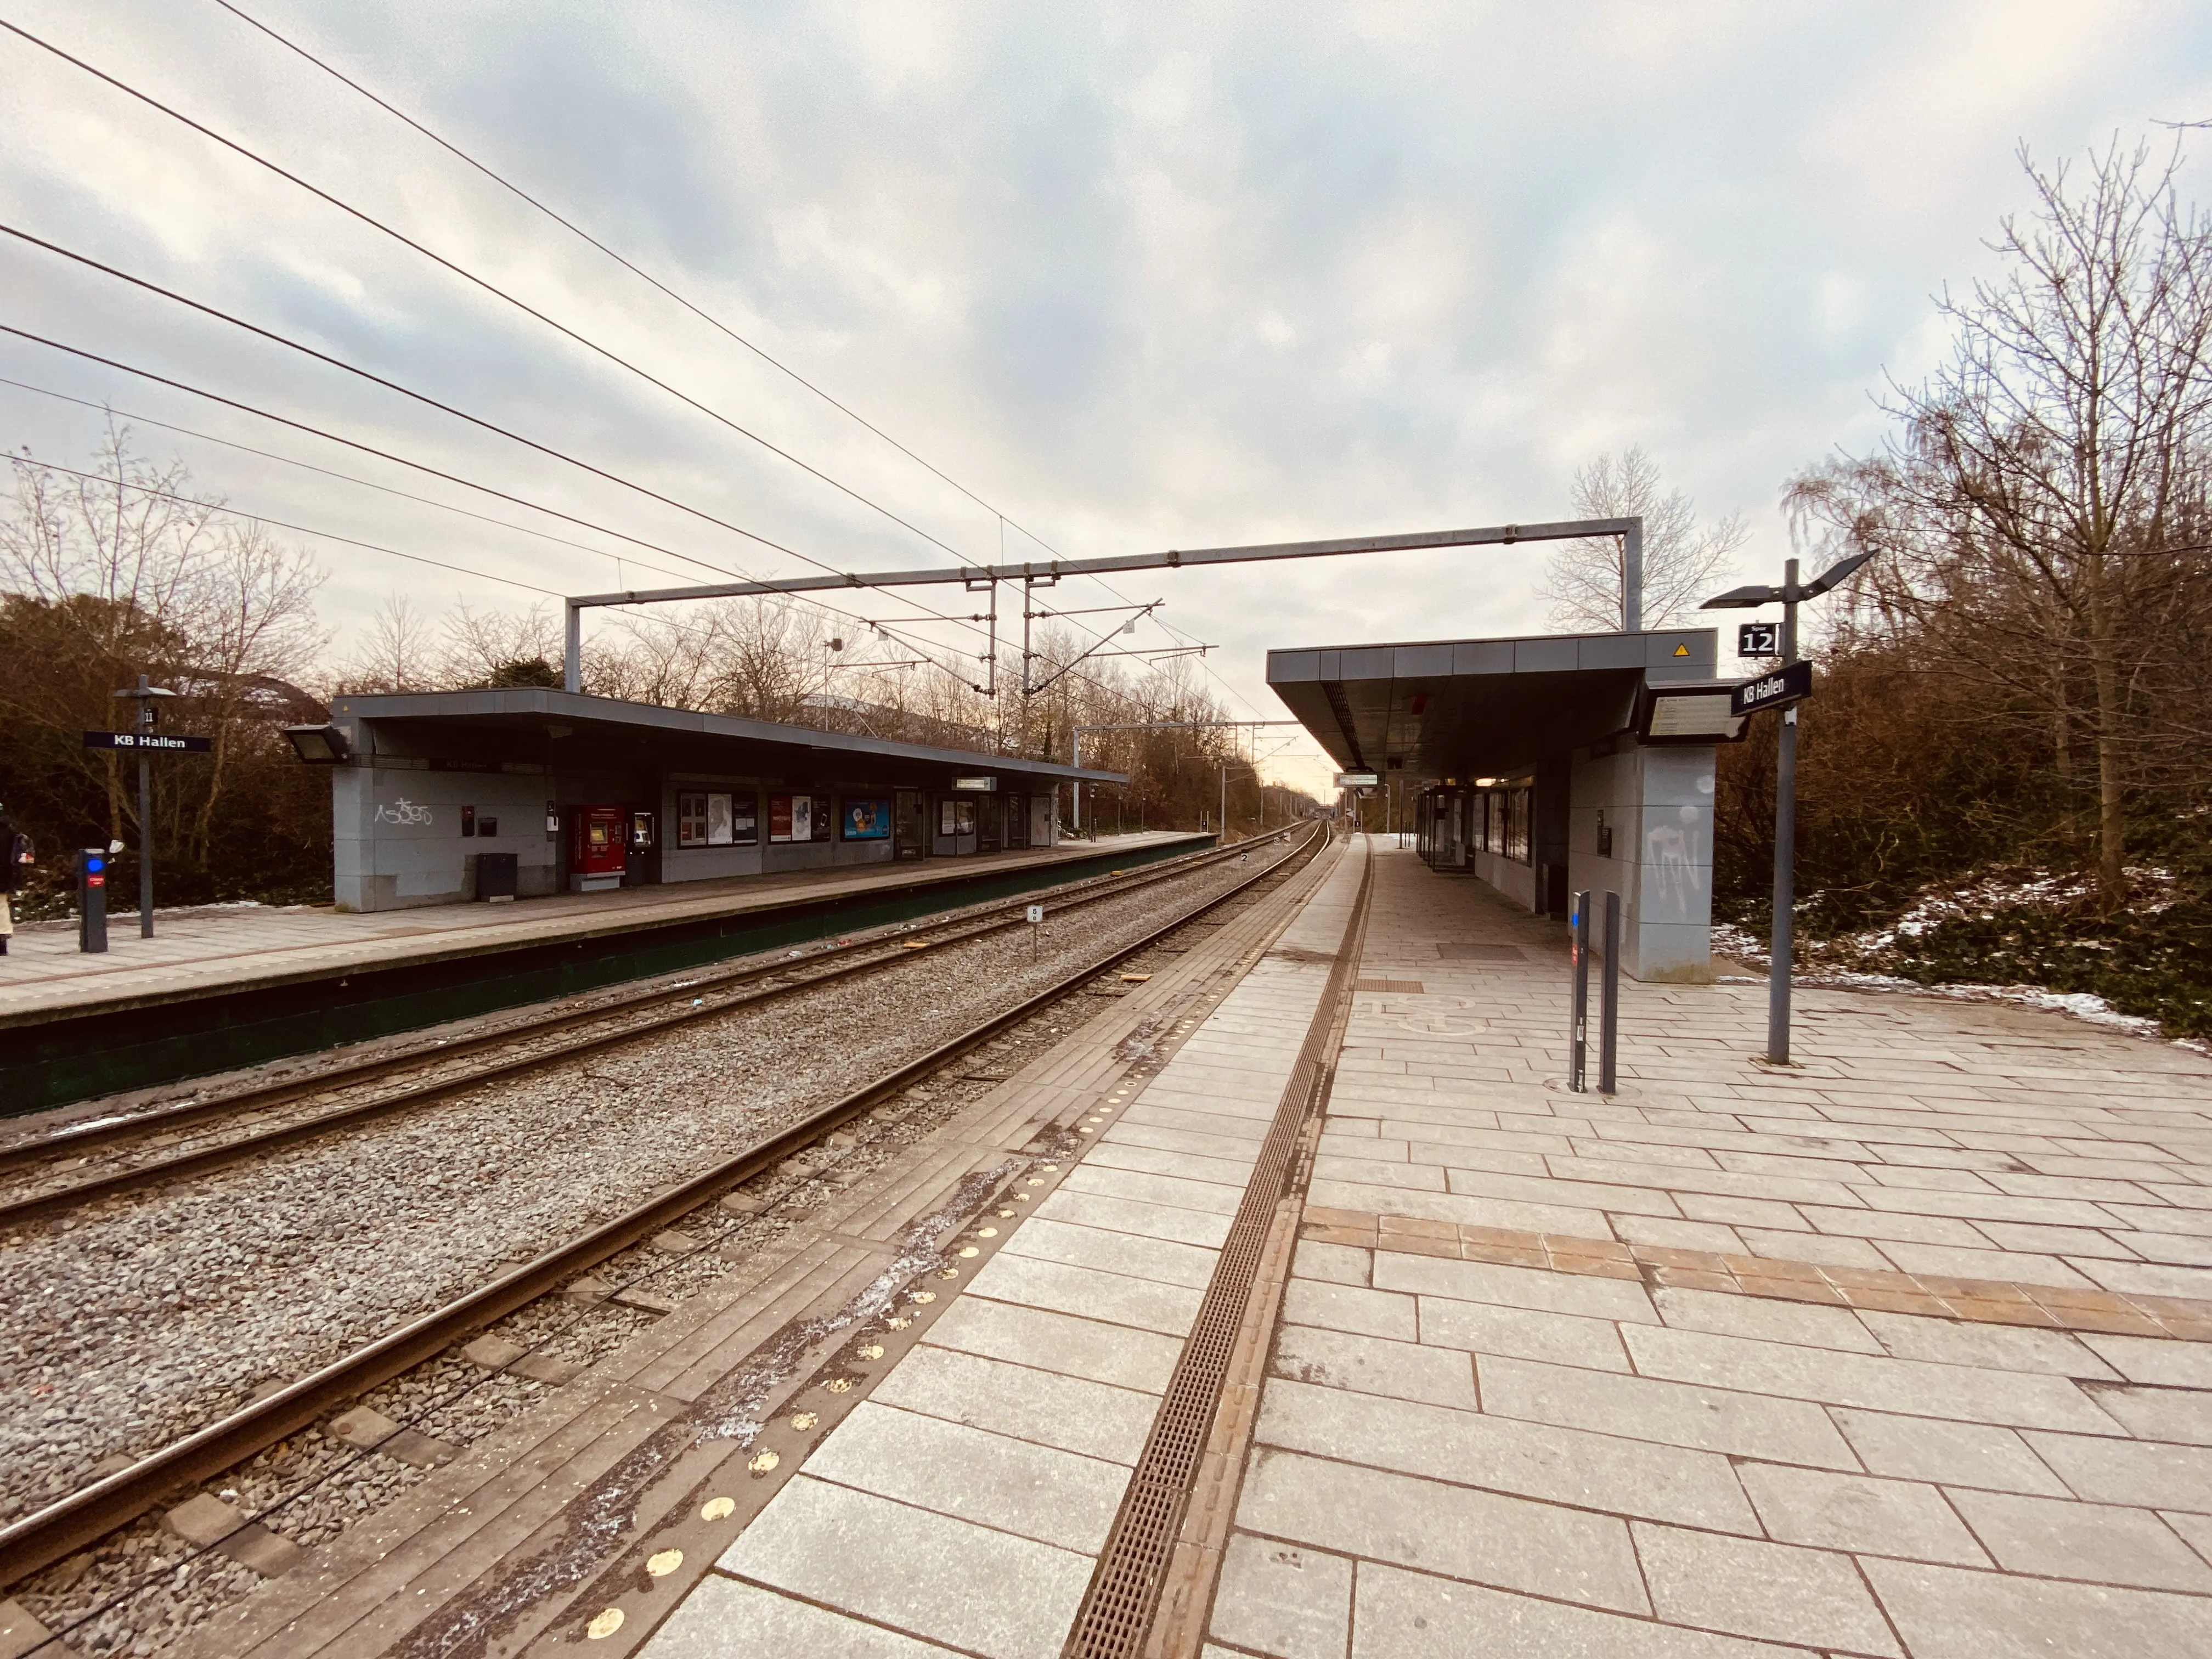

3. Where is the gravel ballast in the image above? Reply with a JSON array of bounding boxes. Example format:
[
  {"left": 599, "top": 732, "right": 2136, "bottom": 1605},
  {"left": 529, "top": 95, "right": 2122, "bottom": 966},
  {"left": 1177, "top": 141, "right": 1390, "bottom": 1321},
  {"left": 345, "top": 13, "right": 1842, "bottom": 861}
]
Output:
[{"left": 0, "top": 839, "right": 1301, "bottom": 1530}]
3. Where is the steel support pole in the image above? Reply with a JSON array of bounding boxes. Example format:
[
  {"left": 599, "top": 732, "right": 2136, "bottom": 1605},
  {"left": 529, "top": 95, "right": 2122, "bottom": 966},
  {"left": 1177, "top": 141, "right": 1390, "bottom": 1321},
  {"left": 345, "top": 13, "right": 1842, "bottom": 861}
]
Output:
[
  {"left": 1768, "top": 559, "right": 1801, "bottom": 1065},
  {"left": 132, "top": 675, "right": 155, "bottom": 938},
  {"left": 1568, "top": 890, "right": 1592, "bottom": 1092},
  {"left": 137, "top": 752, "right": 152, "bottom": 938},
  {"left": 1600, "top": 891, "right": 1621, "bottom": 1092},
  {"left": 1622, "top": 521, "right": 1644, "bottom": 633},
  {"left": 563, "top": 601, "right": 582, "bottom": 693}
]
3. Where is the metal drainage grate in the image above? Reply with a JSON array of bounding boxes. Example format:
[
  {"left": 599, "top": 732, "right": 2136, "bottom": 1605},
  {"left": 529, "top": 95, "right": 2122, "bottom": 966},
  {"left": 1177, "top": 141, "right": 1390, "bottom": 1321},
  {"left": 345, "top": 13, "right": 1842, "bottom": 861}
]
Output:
[
  {"left": 1062, "top": 856, "right": 1373, "bottom": 1659},
  {"left": 1356, "top": 978, "right": 1424, "bottom": 994}
]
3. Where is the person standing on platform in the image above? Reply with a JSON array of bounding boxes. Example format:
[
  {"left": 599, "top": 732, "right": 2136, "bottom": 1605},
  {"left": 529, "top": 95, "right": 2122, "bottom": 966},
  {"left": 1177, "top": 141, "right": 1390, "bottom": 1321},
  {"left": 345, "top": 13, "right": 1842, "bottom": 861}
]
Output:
[{"left": 0, "top": 803, "right": 32, "bottom": 956}]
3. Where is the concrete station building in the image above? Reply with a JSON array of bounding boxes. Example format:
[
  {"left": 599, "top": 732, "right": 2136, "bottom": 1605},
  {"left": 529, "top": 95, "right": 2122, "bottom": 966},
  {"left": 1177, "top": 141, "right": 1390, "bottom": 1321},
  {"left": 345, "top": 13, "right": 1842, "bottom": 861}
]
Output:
[
  {"left": 1269, "top": 625, "right": 1739, "bottom": 980},
  {"left": 309, "top": 687, "right": 1116, "bottom": 913}
]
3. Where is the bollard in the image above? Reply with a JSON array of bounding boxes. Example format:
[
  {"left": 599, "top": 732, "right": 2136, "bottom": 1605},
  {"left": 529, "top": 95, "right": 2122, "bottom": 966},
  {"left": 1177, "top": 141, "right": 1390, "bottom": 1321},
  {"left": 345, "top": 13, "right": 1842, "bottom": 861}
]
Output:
[
  {"left": 1567, "top": 889, "right": 1591, "bottom": 1091},
  {"left": 1600, "top": 891, "right": 1622, "bottom": 1094},
  {"left": 78, "top": 848, "right": 109, "bottom": 953}
]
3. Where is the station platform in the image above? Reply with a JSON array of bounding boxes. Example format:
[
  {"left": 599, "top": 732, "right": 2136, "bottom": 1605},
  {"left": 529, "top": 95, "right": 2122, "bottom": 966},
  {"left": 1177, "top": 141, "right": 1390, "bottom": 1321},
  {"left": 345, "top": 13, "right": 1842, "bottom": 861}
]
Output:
[
  {"left": 170, "top": 839, "right": 2212, "bottom": 1659},
  {"left": 0, "top": 832, "right": 1209, "bottom": 1114}
]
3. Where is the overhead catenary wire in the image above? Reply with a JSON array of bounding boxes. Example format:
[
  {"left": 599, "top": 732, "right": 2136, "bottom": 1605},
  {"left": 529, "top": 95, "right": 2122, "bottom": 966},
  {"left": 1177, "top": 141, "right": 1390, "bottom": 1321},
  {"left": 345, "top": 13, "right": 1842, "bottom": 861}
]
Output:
[
  {"left": 205, "top": 0, "right": 1084, "bottom": 569},
  {"left": 0, "top": 330, "right": 999, "bottom": 688},
  {"left": 1, "top": 23, "right": 1275, "bottom": 742},
  {"left": 0, "top": 14, "right": 986, "bottom": 571},
  {"left": 197, "top": 0, "right": 1251, "bottom": 703},
  {"left": 9, "top": 11, "right": 1265, "bottom": 731},
  {"left": 0, "top": 448, "right": 1003, "bottom": 692},
  {"left": 0, "top": 373, "right": 720, "bottom": 594},
  {"left": 0, "top": 229, "right": 1181, "bottom": 692},
  {"left": 5, "top": 451, "right": 565, "bottom": 597},
  {"left": 0, "top": 334, "right": 1162, "bottom": 709}
]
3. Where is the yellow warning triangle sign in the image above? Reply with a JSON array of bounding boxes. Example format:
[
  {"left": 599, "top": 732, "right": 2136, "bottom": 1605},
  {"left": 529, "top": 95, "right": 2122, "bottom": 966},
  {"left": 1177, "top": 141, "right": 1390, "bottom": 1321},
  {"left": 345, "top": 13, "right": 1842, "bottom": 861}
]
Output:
[{"left": 1673, "top": 644, "right": 1690, "bottom": 656}]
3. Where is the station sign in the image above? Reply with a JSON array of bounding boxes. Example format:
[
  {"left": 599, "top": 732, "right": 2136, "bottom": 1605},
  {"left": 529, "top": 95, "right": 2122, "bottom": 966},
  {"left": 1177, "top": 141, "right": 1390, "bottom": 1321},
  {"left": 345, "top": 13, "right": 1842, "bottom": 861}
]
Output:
[
  {"left": 1737, "top": 621, "right": 1780, "bottom": 657},
  {"left": 83, "top": 730, "right": 212, "bottom": 753},
  {"left": 1731, "top": 660, "right": 1814, "bottom": 717},
  {"left": 950, "top": 776, "right": 998, "bottom": 792},
  {"left": 1334, "top": 772, "right": 1380, "bottom": 789}
]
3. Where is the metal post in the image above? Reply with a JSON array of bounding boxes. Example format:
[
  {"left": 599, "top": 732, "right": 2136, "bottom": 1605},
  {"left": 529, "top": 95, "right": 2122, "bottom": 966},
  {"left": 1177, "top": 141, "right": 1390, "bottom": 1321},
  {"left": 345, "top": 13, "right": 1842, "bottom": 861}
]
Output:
[
  {"left": 563, "top": 601, "right": 582, "bottom": 693},
  {"left": 1568, "top": 890, "right": 1591, "bottom": 1091},
  {"left": 1600, "top": 891, "right": 1621, "bottom": 1093},
  {"left": 1220, "top": 764, "right": 1227, "bottom": 845},
  {"left": 1622, "top": 521, "right": 1643, "bottom": 633},
  {"left": 1769, "top": 558, "right": 1800, "bottom": 1065}
]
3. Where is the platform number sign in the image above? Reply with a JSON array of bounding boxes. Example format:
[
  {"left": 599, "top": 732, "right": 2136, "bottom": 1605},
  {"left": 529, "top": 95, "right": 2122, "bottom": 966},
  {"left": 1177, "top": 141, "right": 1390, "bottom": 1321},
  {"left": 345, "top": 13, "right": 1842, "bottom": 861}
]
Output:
[{"left": 1737, "top": 621, "right": 1780, "bottom": 657}]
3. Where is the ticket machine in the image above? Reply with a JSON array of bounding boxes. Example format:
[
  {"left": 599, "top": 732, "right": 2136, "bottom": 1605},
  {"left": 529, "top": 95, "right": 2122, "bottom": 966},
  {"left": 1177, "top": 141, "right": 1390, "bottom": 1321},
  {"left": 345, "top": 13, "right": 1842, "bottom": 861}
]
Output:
[{"left": 569, "top": 804, "right": 628, "bottom": 891}]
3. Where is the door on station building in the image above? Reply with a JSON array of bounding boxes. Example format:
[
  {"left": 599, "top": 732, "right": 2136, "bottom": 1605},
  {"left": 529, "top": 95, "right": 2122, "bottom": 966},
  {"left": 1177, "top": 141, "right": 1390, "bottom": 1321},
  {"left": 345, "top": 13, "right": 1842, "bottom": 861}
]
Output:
[
  {"left": 894, "top": 789, "right": 928, "bottom": 859},
  {"left": 978, "top": 792, "right": 1002, "bottom": 854},
  {"left": 1005, "top": 793, "right": 1028, "bottom": 849}
]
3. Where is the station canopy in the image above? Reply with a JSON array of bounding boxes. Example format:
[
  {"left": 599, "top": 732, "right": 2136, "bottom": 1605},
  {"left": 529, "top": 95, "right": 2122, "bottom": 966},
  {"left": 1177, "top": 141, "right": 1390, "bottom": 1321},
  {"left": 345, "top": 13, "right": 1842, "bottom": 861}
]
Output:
[
  {"left": 1267, "top": 628, "right": 1718, "bottom": 781},
  {"left": 326, "top": 687, "right": 1124, "bottom": 785}
]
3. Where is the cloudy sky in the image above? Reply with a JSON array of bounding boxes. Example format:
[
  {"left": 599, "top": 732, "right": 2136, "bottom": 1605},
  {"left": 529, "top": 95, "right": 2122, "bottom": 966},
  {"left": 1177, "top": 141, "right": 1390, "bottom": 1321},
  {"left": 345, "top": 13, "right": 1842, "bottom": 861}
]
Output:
[{"left": 3, "top": 0, "right": 2209, "bottom": 791}]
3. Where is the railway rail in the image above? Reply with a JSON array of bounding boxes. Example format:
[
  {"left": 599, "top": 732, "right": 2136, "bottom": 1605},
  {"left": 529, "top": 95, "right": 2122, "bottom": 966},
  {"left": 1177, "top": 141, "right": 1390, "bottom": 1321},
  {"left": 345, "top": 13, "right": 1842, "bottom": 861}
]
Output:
[
  {"left": 0, "top": 821, "right": 1330, "bottom": 1599},
  {"left": 0, "top": 832, "right": 1296, "bottom": 1227}
]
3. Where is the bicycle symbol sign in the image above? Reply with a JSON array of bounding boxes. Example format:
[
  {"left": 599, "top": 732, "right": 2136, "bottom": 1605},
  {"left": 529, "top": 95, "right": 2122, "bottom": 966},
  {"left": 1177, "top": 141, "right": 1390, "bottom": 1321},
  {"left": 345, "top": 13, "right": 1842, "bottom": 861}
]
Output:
[{"left": 374, "top": 798, "right": 434, "bottom": 826}]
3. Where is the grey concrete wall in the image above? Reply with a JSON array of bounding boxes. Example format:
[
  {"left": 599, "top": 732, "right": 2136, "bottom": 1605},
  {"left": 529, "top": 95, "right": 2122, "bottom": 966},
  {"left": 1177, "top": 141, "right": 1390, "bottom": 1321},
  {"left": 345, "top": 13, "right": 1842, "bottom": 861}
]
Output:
[
  {"left": 1470, "top": 849, "right": 1537, "bottom": 910},
  {"left": 1568, "top": 746, "right": 1714, "bottom": 983},
  {"left": 334, "top": 768, "right": 555, "bottom": 912}
]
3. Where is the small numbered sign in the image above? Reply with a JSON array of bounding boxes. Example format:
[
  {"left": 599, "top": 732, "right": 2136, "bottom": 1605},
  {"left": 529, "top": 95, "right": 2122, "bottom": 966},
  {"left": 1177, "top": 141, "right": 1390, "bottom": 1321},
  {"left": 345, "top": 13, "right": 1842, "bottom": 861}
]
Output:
[
  {"left": 1737, "top": 621, "right": 1780, "bottom": 657},
  {"left": 1026, "top": 904, "right": 1045, "bottom": 924}
]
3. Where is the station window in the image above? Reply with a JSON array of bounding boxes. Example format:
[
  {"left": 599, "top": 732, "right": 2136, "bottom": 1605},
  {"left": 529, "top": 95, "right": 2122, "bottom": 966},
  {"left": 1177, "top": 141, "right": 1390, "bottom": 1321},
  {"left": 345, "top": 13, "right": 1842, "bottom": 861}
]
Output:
[{"left": 1505, "top": 787, "right": 1532, "bottom": 864}]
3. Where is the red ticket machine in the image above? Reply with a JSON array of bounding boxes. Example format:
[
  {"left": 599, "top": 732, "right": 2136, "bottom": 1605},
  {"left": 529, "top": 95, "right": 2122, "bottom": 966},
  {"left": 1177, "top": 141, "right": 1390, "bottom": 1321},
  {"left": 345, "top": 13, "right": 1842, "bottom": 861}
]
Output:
[{"left": 569, "top": 804, "right": 628, "bottom": 891}]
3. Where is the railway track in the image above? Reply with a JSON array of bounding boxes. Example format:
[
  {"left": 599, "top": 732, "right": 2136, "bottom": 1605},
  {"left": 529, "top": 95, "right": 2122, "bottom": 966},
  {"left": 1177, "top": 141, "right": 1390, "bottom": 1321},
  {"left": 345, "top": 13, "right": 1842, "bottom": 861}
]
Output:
[
  {"left": 0, "top": 822, "right": 1330, "bottom": 1598},
  {"left": 0, "top": 832, "right": 1298, "bottom": 1227}
]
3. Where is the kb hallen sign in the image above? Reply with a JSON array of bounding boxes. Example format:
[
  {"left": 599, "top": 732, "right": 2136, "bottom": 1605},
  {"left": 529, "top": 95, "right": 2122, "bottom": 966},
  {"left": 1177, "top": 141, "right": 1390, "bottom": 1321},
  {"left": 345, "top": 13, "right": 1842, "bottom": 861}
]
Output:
[
  {"left": 83, "top": 730, "right": 213, "bottom": 753},
  {"left": 1730, "top": 660, "right": 1813, "bottom": 718}
]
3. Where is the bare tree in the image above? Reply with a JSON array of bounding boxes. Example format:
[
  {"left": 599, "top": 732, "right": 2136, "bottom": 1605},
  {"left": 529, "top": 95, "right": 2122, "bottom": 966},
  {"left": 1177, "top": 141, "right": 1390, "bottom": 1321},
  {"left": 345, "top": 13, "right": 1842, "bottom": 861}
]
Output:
[
  {"left": 442, "top": 601, "right": 561, "bottom": 685},
  {"left": 1787, "top": 138, "right": 2212, "bottom": 906},
  {"left": 1, "top": 422, "right": 326, "bottom": 872},
  {"left": 335, "top": 594, "right": 440, "bottom": 693},
  {"left": 1539, "top": 446, "right": 1749, "bottom": 630}
]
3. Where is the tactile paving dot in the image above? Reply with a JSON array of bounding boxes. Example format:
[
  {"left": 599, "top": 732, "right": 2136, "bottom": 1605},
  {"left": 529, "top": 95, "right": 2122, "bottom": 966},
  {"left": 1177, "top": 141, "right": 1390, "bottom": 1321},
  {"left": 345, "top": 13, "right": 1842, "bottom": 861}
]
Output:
[
  {"left": 647, "top": 1549, "right": 683, "bottom": 1577},
  {"left": 586, "top": 1609, "right": 624, "bottom": 1640},
  {"left": 700, "top": 1497, "right": 735, "bottom": 1521}
]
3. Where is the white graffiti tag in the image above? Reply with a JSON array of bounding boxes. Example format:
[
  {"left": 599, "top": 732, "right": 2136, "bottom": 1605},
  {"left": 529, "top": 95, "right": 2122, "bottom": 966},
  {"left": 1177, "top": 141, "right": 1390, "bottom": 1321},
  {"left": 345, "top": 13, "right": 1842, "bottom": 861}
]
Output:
[{"left": 375, "top": 798, "right": 434, "bottom": 826}]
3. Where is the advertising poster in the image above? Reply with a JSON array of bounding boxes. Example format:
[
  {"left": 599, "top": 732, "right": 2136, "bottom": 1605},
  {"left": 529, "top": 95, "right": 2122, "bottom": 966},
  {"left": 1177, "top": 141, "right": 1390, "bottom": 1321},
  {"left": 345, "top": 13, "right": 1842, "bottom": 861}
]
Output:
[
  {"left": 732, "top": 795, "right": 759, "bottom": 844},
  {"left": 843, "top": 798, "right": 891, "bottom": 840},
  {"left": 770, "top": 794, "right": 794, "bottom": 843},
  {"left": 706, "top": 791, "right": 733, "bottom": 846},
  {"left": 792, "top": 794, "right": 812, "bottom": 842}
]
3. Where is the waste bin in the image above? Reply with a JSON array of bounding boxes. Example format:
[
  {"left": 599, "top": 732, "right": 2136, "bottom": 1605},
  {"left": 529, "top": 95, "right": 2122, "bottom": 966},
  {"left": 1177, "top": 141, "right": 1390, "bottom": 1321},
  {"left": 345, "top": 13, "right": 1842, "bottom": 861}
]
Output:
[{"left": 476, "top": 852, "right": 519, "bottom": 902}]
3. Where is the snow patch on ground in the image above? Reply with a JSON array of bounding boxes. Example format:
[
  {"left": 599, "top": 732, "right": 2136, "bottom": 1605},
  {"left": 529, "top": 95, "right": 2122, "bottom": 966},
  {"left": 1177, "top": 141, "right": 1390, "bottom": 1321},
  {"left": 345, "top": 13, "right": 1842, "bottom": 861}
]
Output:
[{"left": 1709, "top": 922, "right": 2208, "bottom": 1055}]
